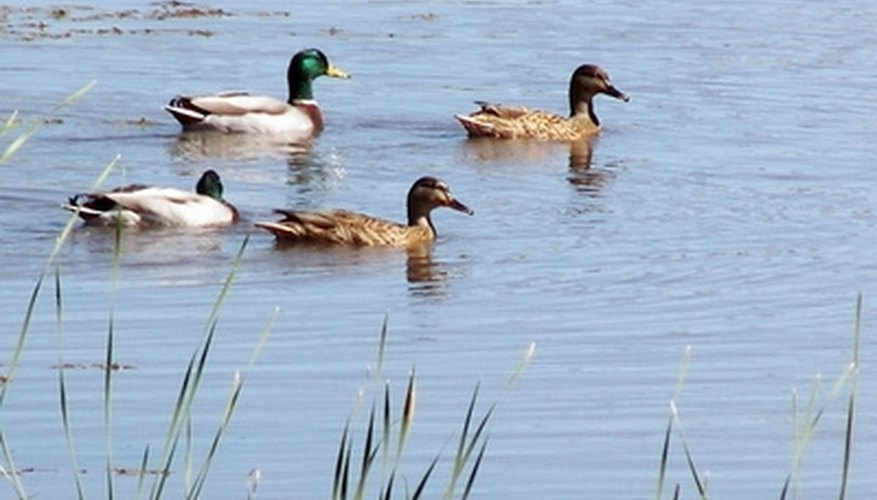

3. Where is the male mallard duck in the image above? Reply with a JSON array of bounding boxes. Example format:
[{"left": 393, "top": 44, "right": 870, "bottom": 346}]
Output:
[
  {"left": 165, "top": 48, "right": 350, "bottom": 135},
  {"left": 64, "top": 170, "right": 239, "bottom": 227},
  {"left": 455, "top": 64, "right": 628, "bottom": 141},
  {"left": 255, "top": 176, "right": 473, "bottom": 247}
]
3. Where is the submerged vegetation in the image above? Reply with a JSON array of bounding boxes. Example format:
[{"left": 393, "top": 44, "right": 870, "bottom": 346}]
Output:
[{"left": 0, "top": 3, "right": 281, "bottom": 41}]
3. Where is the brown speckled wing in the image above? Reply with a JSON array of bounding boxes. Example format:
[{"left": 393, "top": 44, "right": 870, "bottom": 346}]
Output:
[{"left": 258, "top": 209, "right": 422, "bottom": 247}]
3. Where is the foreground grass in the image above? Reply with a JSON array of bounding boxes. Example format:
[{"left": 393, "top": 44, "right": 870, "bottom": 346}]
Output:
[
  {"left": 1, "top": 91, "right": 273, "bottom": 498},
  {"left": 1, "top": 90, "right": 536, "bottom": 499},
  {"left": 332, "top": 319, "right": 536, "bottom": 500},
  {"left": 655, "top": 296, "right": 862, "bottom": 500},
  {"left": 0, "top": 85, "right": 865, "bottom": 499}
]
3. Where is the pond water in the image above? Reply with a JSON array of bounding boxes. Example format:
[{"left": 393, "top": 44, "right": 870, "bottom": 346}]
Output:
[{"left": 1, "top": 1, "right": 876, "bottom": 498}]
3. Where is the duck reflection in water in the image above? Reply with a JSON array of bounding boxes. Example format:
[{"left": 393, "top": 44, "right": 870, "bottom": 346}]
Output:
[
  {"left": 405, "top": 243, "right": 450, "bottom": 297},
  {"left": 566, "top": 136, "right": 615, "bottom": 195},
  {"left": 459, "top": 136, "right": 613, "bottom": 195},
  {"left": 170, "top": 129, "right": 314, "bottom": 161}
]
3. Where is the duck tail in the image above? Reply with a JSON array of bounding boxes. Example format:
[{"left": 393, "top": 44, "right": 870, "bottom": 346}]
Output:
[
  {"left": 454, "top": 114, "right": 494, "bottom": 137},
  {"left": 164, "top": 96, "right": 207, "bottom": 125}
]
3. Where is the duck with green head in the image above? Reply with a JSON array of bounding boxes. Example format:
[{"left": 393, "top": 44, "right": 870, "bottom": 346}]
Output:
[
  {"left": 64, "top": 170, "right": 239, "bottom": 227},
  {"left": 165, "top": 48, "right": 349, "bottom": 135}
]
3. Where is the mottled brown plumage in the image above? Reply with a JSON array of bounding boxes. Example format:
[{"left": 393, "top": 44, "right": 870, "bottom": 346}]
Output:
[
  {"left": 455, "top": 64, "right": 628, "bottom": 141},
  {"left": 255, "top": 177, "right": 473, "bottom": 247}
]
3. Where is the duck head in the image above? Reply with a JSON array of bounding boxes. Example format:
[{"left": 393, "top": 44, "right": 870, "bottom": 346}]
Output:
[
  {"left": 568, "top": 64, "right": 628, "bottom": 119},
  {"left": 406, "top": 177, "right": 473, "bottom": 232},
  {"left": 195, "top": 169, "right": 225, "bottom": 200},
  {"left": 287, "top": 48, "right": 350, "bottom": 102}
]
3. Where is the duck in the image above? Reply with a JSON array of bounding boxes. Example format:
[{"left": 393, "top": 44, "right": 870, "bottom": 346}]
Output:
[
  {"left": 255, "top": 176, "right": 473, "bottom": 247},
  {"left": 164, "top": 48, "right": 350, "bottom": 135},
  {"left": 455, "top": 64, "right": 628, "bottom": 141},
  {"left": 64, "top": 170, "right": 239, "bottom": 227}
]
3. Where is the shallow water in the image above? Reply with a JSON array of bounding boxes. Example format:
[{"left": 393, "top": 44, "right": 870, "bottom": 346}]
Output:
[{"left": 1, "top": 1, "right": 876, "bottom": 498}]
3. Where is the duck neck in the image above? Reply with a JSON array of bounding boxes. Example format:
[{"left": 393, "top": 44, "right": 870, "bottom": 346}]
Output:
[
  {"left": 288, "top": 77, "right": 315, "bottom": 103},
  {"left": 407, "top": 207, "right": 436, "bottom": 237},
  {"left": 569, "top": 95, "right": 599, "bottom": 128}
]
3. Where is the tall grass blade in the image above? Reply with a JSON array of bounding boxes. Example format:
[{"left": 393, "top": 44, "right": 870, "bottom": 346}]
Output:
[
  {"left": 656, "top": 347, "right": 692, "bottom": 500},
  {"left": 333, "top": 423, "right": 350, "bottom": 500},
  {"left": 376, "top": 314, "right": 388, "bottom": 376},
  {"left": 134, "top": 446, "right": 150, "bottom": 500},
  {"left": 1, "top": 110, "right": 20, "bottom": 139},
  {"left": 411, "top": 454, "right": 440, "bottom": 500},
  {"left": 54, "top": 268, "right": 64, "bottom": 341},
  {"left": 353, "top": 404, "right": 378, "bottom": 500},
  {"left": 183, "top": 417, "right": 194, "bottom": 494},
  {"left": 59, "top": 369, "right": 87, "bottom": 500},
  {"left": 203, "top": 235, "right": 249, "bottom": 338},
  {"left": 671, "top": 402, "right": 707, "bottom": 500},
  {"left": 186, "top": 371, "right": 245, "bottom": 500},
  {"left": 779, "top": 476, "right": 791, "bottom": 500},
  {"left": 838, "top": 295, "right": 862, "bottom": 500},
  {"left": 655, "top": 414, "right": 673, "bottom": 500},
  {"left": 0, "top": 80, "right": 96, "bottom": 164},
  {"left": 150, "top": 354, "right": 197, "bottom": 500},
  {"left": 248, "top": 307, "right": 278, "bottom": 369},
  {"left": 505, "top": 342, "right": 536, "bottom": 389},
  {"left": 381, "top": 471, "right": 395, "bottom": 500},
  {"left": 396, "top": 368, "right": 416, "bottom": 461},
  {"left": 340, "top": 438, "right": 352, "bottom": 500},
  {"left": 150, "top": 236, "right": 247, "bottom": 499},
  {"left": 0, "top": 429, "right": 28, "bottom": 498},
  {"left": 445, "top": 384, "right": 479, "bottom": 500},
  {"left": 461, "top": 439, "right": 488, "bottom": 500},
  {"left": 838, "top": 391, "right": 855, "bottom": 500},
  {"left": 104, "top": 321, "right": 116, "bottom": 500},
  {"left": 0, "top": 274, "right": 43, "bottom": 406},
  {"left": 381, "top": 382, "right": 391, "bottom": 472}
]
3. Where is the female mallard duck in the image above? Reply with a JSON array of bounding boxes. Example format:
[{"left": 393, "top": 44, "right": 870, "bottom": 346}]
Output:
[
  {"left": 255, "top": 176, "right": 473, "bottom": 247},
  {"left": 455, "top": 64, "right": 628, "bottom": 141},
  {"left": 64, "top": 170, "right": 239, "bottom": 227},
  {"left": 165, "top": 48, "right": 350, "bottom": 135}
]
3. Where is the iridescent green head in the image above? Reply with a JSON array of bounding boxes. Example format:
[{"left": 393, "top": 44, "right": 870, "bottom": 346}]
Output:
[
  {"left": 287, "top": 48, "right": 350, "bottom": 103},
  {"left": 196, "top": 169, "right": 224, "bottom": 200}
]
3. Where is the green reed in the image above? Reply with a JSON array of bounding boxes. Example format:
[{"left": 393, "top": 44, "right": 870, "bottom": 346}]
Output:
[
  {"left": 332, "top": 321, "right": 535, "bottom": 500},
  {"left": 1, "top": 88, "right": 268, "bottom": 497},
  {"left": 0, "top": 81, "right": 95, "bottom": 164},
  {"left": 657, "top": 297, "right": 863, "bottom": 500}
]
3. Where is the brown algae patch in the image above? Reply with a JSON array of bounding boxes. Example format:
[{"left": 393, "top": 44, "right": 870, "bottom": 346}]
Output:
[{"left": 0, "top": 2, "right": 289, "bottom": 41}]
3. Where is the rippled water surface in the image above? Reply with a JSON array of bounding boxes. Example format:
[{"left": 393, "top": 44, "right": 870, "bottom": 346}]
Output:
[{"left": 2, "top": 1, "right": 876, "bottom": 498}]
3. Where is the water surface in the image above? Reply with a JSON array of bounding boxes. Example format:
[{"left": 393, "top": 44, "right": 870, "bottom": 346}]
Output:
[{"left": 1, "top": 1, "right": 876, "bottom": 498}]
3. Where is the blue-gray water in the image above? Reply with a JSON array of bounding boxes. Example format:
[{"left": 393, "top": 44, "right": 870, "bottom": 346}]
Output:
[{"left": 1, "top": 1, "right": 876, "bottom": 498}]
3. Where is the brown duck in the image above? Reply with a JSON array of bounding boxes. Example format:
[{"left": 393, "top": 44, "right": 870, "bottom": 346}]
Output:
[
  {"left": 455, "top": 64, "right": 628, "bottom": 141},
  {"left": 255, "top": 177, "right": 473, "bottom": 247}
]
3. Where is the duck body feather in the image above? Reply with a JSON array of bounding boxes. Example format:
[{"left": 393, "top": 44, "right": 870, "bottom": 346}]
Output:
[
  {"left": 165, "top": 93, "right": 323, "bottom": 135},
  {"left": 64, "top": 170, "right": 238, "bottom": 228},
  {"left": 456, "top": 64, "right": 628, "bottom": 141},
  {"left": 255, "top": 209, "right": 432, "bottom": 247},
  {"left": 255, "top": 176, "right": 473, "bottom": 248},
  {"left": 456, "top": 101, "right": 595, "bottom": 141},
  {"left": 165, "top": 48, "right": 348, "bottom": 136}
]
